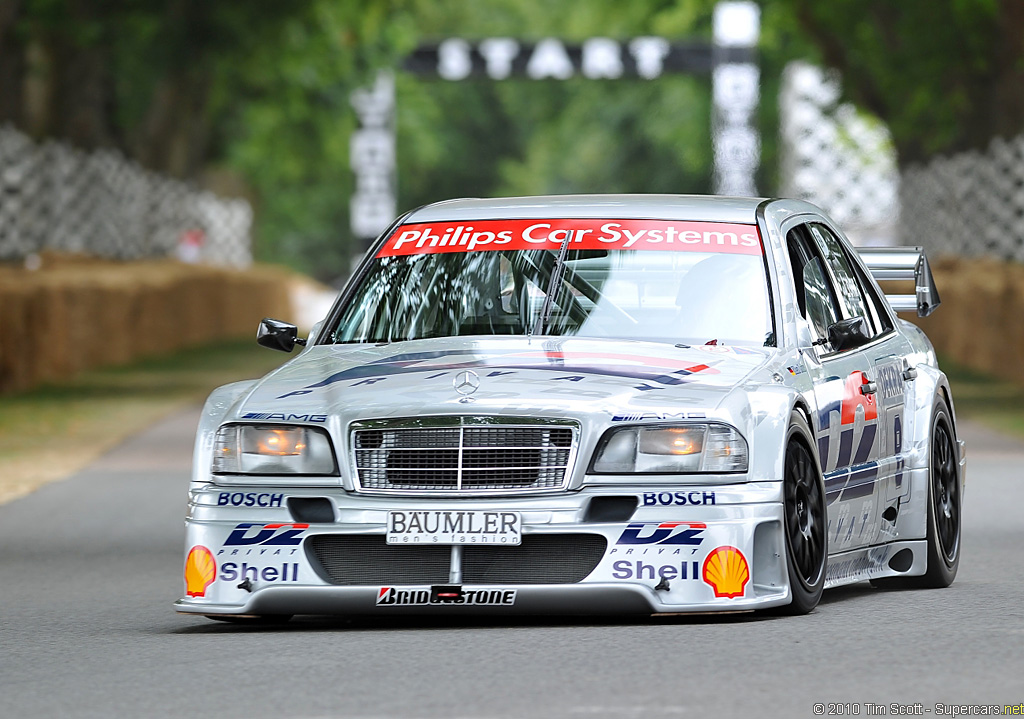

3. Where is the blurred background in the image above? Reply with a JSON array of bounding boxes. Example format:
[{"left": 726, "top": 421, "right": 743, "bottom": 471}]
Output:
[
  {"left": 4, "top": 0, "right": 1022, "bottom": 280},
  {"left": 2, "top": 0, "right": 1024, "bottom": 494}
]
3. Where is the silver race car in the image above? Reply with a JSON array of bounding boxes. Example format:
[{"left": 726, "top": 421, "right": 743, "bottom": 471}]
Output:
[{"left": 176, "top": 195, "right": 965, "bottom": 620}]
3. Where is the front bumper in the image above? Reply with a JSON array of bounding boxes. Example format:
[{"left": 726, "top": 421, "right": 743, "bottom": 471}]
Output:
[{"left": 177, "top": 481, "right": 792, "bottom": 616}]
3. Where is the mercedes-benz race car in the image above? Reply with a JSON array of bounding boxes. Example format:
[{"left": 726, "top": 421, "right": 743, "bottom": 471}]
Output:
[{"left": 176, "top": 194, "right": 966, "bottom": 621}]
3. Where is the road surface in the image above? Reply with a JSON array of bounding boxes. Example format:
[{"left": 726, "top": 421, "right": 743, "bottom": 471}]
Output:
[{"left": 2, "top": 408, "right": 1022, "bottom": 718}]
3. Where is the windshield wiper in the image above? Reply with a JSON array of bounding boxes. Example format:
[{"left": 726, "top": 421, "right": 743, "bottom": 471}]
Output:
[{"left": 531, "top": 234, "right": 573, "bottom": 336}]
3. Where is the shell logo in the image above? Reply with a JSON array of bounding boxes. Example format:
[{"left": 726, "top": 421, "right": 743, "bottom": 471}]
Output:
[
  {"left": 702, "top": 545, "right": 750, "bottom": 599},
  {"left": 185, "top": 545, "right": 217, "bottom": 598}
]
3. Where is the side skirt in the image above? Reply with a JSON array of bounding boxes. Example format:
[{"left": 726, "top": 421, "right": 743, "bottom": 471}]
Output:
[{"left": 824, "top": 540, "right": 928, "bottom": 589}]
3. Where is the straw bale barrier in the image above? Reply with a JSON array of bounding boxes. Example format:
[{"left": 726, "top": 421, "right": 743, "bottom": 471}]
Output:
[
  {"left": 2, "top": 254, "right": 1017, "bottom": 395},
  {"left": 0, "top": 254, "right": 296, "bottom": 394},
  {"left": 905, "top": 257, "right": 1024, "bottom": 384}
]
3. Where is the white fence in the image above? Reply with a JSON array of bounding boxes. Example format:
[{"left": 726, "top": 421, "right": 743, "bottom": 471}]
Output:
[
  {"left": 900, "top": 135, "right": 1024, "bottom": 262},
  {"left": 778, "top": 61, "right": 900, "bottom": 247},
  {"left": 0, "top": 125, "right": 251, "bottom": 267},
  {"left": 779, "top": 60, "right": 1024, "bottom": 262}
]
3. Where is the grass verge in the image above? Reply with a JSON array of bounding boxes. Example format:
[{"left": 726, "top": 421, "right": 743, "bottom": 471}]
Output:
[{"left": 0, "top": 340, "right": 287, "bottom": 505}]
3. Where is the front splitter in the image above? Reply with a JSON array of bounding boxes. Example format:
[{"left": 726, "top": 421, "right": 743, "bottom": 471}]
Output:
[{"left": 176, "top": 582, "right": 790, "bottom": 617}]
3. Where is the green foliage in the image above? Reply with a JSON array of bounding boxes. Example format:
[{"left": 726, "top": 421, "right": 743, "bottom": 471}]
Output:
[
  {"left": 769, "top": 0, "right": 1014, "bottom": 164},
  {"left": 211, "top": 0, "right": 418, "bottom": 277},
  {"left": 12, "top": 0, "right": 1023, "bottom": 279}
]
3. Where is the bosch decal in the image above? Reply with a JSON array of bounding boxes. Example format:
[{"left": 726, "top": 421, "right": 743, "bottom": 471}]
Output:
[
  {"left": 611, "top": 559, "right": 702, "bottom": 581},
  {"left": 220, "top": 562, "right": 300, "bottom": 583},
  {"left": 216, "top": 492, "right": 284, "bottom": 508},
  {"left": 641, "top": 491, "right": 716, "bottom": 507},
  {"left": 378, "top": 219, "right": 762, "bottom": 257},
  {"left": 376, "top": 587, "right": 517, "bottom": 606}
]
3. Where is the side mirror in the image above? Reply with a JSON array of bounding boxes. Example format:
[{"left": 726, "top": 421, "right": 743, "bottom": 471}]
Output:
[
  {"left": 827, "top": 316, "right": 870, "bottom": 352},
  {"left": 257, "top": 318, "right": 307, "bottom": 353}
]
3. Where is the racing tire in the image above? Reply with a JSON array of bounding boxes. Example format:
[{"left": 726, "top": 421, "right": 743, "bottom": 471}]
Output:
[
  {"left": 871, "top": 399, "right": 960, "bottom": 590},
  {"left": 777, "top": 411, "right": 828, "bottom": 615},
  {"left": 205, "top": 614, "right": 293, "bottom": 625}
]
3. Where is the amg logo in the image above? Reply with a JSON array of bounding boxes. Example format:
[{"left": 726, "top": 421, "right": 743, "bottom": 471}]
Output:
[
  {"left": 241, "top": 412, "right": 328, "bottom": 423},
  {"left": 612, "top": 411, "right": 706, "bottom": 422}
]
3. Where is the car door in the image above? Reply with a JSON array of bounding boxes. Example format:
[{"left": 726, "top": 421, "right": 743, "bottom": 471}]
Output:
[
  {"left": 786, "top": 223, "right": 904, "bottom": 553},
  {"left": 814, "top": 224, "right": 913, "bottom": 543}
]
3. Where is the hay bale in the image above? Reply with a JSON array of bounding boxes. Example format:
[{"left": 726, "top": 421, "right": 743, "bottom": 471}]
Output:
[{"left": 0, "top": 257, "right": 298, "bottom": 394}]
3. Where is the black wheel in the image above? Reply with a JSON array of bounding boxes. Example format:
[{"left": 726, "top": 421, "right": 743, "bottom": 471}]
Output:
[
  {"left": 873, "top": 399, "right": 960, "bottom": 589},
  {"left": 778, "top": 411, "right": 827, "bottom": 615},
  {"left": 205, "top": 615, "right": 293, "bottom": 625}
]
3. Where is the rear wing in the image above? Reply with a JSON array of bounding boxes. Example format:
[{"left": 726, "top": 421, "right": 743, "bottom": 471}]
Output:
[{"left": 855, "top": 246, "right": 941, "bottom": 317}]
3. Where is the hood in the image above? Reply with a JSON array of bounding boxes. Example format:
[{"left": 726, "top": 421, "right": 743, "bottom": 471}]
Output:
[{"left": 233, "top": 337, "right": 772, "bottom": 425}]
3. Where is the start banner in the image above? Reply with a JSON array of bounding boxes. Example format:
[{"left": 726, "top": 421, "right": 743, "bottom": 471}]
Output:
[{"left": 376, "top": 219, "right": 762, "bottom": 257}]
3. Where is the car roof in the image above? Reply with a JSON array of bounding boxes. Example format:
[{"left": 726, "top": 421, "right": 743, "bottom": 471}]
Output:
[{"left": 406, "top": 194, "right": 770, "bottom": 224}]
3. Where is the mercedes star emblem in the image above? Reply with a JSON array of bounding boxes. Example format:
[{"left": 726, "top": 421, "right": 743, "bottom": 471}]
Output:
[{"left": 453, "top": 369, "right": 480, "bottom": 396}]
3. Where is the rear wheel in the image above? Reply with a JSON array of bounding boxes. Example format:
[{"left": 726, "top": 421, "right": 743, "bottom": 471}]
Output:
[
  {"left": 778, "top": 411, "right": 827, "bottom": 615},
  {"left": 873, "top": 399, "right": 960, "bottom": 589}
]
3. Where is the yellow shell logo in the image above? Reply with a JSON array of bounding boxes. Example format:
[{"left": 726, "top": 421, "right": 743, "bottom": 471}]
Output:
[
  {"left": 185, "top": 545, "right": 217, "bottom": 597},
  {"left": 702, "top": 545, "right": 749, "bottom": 599}
]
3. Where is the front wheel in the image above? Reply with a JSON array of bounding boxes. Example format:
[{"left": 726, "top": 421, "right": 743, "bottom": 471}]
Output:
[{"left": 778, "top": 411, "right": 828, "bottom": 615}]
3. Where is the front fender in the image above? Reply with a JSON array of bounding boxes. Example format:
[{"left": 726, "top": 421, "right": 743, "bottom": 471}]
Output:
[
  {"left": 719, "top": 385, "right": 805, "bottom": 484},
  {"left": 190, "top": 380, "right": 259, "bottom": 485}
]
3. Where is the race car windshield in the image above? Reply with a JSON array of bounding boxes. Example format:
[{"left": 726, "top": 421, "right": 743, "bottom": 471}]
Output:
[{"left": 329, "top": 218, "right": 773, "bottom": 347}]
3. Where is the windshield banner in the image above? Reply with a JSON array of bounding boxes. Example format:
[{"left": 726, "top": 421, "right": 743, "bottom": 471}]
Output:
[{"left": 377, "top": 219, "right": 762, "bottom": 257}]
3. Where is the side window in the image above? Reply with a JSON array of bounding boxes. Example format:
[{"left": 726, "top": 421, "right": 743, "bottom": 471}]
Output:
[
  {"left": 786, "top": 232, "right": 809, "bottom": 317},
  {"left": 803, "top": 257, "right": 840, "bottom": 344},
  {"left": 787, "top": 226, "right": 842, "bottom": 347},
  {"left": 850, "top": 257, "right": 895, "bottom": 336},
  {"left": 808, "top": 224, "right": 872, "bottom": 327}
]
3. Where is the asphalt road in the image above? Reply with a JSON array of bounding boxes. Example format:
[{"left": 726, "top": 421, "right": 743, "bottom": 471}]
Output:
[{"left": 2, "top": 408, "right": 1022, "bottom": 719}]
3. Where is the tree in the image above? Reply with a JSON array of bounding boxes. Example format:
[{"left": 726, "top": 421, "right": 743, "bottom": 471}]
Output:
[
  {"left": 0, "top": 0, "right": 328, "bottom": 177},
  {"left": 774, "top": 0, "right": 1023, "bottom": 165}
]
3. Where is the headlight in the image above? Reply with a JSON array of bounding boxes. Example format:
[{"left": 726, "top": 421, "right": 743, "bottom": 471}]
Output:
[
  {"left": 212, "top": 424, "right": 338, "bottom": 475},
  {"left": 590, "top": 423, "right": 747, "bottom": 474}
]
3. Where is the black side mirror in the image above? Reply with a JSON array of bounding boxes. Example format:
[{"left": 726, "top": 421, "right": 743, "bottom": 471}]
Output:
[
  {"left": 257, "top": 318, "right": 307, "bottom": 353},
  {"left": 827, "top": 316, "right": 871, "bottom": 352}
]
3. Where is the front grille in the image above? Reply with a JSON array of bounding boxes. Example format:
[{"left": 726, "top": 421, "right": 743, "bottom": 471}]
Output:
[
  {"left": 307, "top": 534, "right": 607, "bottom": 586},
  {"left": 351, "top": 419, "right": 577, "bottom": 495},
  {"left": 307, "top": 535, "right": 451, "bottom": 585},
  {"left": 462, "top": 534, "right": 607, "bottom": 584}
]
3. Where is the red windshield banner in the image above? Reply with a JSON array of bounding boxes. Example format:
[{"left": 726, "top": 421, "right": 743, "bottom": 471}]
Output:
[{"left": 376, "top": 219, "right": 762, "bottom": 257}]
